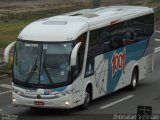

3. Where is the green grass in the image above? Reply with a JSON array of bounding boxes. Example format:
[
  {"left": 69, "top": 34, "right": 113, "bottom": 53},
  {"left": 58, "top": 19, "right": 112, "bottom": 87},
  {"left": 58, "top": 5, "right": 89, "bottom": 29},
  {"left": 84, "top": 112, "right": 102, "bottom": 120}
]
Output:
[
  {"left": 146, "top": 0, "right": 160, "bottom": 6},
  {"left": 0, "top": 3, "right": 89, "bottom": 48},
  {"left": 0, "top": 9, "right": 63, "bottom": 48},
  {"left": 155, "top": 9, "right": 160, "bottom": 21},
  {"left": 0, "top": 20, "right": 30, "bottom": 48}
]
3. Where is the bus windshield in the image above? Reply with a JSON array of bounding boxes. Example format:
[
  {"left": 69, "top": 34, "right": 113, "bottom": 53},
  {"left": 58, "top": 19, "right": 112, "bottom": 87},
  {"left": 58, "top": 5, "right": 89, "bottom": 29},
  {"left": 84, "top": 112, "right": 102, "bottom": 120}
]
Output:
[{"left": 13, "top": 41, "right": 73, "bottom": 88}]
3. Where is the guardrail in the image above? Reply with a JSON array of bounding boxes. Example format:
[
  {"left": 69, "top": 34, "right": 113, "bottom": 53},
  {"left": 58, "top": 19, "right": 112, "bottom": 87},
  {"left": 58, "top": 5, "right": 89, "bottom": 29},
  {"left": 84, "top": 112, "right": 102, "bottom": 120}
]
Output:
[{"left": 154, "top": 7, "right": 160, "bottom": 11}]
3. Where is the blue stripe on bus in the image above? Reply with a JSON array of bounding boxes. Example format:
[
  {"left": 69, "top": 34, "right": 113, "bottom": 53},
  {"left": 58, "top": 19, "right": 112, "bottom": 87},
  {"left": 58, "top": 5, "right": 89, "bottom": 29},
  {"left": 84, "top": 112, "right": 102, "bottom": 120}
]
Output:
[
  {"left": 104, "top": 39, "right": 149, "bottom": 93},
  {"left": 53, "top": 86, "right": 66, "bottom": 92}
]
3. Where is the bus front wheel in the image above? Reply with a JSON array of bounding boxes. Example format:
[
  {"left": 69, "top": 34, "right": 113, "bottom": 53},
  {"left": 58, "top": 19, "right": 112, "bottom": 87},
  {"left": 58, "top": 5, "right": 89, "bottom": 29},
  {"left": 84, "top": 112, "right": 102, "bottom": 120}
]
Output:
[{"left": 80, "top": 87, "right": 91, "bottom": 110}]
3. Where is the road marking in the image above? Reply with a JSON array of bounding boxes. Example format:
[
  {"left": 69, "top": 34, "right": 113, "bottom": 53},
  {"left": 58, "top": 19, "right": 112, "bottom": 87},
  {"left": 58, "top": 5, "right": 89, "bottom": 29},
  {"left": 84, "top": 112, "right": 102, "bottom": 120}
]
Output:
[
  {"left": 154, "top": 47, "right": 160, "bottom": 53},
  {"left": 99, "top": 95, "right": 134, "bottom": 109},
  {"left": 155, "top": 39, "right": 160, "bottom": 41},
  {"left": 8, "top": 105, "right": 12, "bottom": 108},
  {"left": 0, "top": 90, "right": 11, "bottom": 96},
  {"left": 0, "top": 84, "right": 12, "bottom": 89},
  {"left": 0, "top": 104, "right": 12, "bottom": 110},
  {"left": 155, "top": 30, "right": 160, "bottom": 33},
  {"left": 0, "top": 109, "right": 3, "bottom": 112}
]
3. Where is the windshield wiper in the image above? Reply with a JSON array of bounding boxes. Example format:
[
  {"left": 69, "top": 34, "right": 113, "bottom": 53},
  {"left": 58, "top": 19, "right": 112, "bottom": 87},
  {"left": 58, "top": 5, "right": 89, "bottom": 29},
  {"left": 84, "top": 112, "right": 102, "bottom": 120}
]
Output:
[{"left": 25, "top": 58, "right": 38, "bottom": 83}]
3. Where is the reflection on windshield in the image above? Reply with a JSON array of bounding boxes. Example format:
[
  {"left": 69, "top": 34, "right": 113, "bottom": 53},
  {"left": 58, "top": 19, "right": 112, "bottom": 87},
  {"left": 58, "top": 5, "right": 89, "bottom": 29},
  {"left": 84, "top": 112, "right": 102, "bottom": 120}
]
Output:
[
  {"left": 14, "top": 42, "right": 41, "bottom": 84},
  {"left": 13, "top": 41, "right": 73, "bottom": 88},
  {"left": 41, "top": 44, "right": 72, "bottom": 84}
]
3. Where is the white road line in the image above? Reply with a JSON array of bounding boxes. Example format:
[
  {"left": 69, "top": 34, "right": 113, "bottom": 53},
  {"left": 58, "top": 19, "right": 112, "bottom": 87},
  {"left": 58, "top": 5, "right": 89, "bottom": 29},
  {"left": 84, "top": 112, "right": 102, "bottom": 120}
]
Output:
[
  {"left": 0, "top": 90, "right": 11, "bottom": 96},
  {"left": 155, "top": 39, "right": 160, "bottom": 41},
  {"left": 0, "top": 109, "right": 3, "bottom": 112},
  {"left": 99, "top": 95, "right": 134, "bottom": 109},
  {"left": 0, "top": 104, "right": 12, "bottom": 110},
  {"left": 0, "top": 84, "right": 12, "bottom": 89},
  {"left": 155, "top": 30, "right": 160, "bottom": 33},
  {"left": 154, "top": 47, "right": 160, "bottom": 53}
]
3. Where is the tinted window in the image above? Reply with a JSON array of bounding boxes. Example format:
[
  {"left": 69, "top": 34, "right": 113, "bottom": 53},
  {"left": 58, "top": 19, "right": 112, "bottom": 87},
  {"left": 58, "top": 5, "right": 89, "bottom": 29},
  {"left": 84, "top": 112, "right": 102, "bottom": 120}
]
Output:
[
  {"left": 123, "top": 13, "right": 154, "bottom": 45},
  {"left": 143, "top": 14, "right": 154, "bottom": 38},
  {"left": 110, "top": 23, "right": 123, "bottom": 50},
  {"left": 87, "top": 14, "right": 154, "bottom": 58},
  {"left": 88, "top": 23, "right": 124, "bottom": 59}
]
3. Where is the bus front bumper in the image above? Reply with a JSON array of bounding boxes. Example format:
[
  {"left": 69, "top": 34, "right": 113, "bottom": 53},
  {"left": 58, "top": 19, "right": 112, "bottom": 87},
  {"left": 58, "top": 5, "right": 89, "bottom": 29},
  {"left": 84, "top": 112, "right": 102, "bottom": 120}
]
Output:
[{"left": 12, "top": 92, "right": 73, "bottom": 109}]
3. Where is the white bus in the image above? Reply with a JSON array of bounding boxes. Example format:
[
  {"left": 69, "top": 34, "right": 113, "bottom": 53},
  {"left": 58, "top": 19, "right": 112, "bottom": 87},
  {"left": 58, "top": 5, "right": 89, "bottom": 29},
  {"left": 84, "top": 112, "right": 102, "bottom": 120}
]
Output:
[{"left": 4, "top": 5, "right": 154, "bottom": 109}]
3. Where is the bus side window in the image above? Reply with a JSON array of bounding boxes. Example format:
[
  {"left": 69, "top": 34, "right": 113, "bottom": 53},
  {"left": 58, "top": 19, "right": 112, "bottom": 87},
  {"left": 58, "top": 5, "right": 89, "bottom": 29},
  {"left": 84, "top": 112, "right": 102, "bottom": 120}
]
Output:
[
  {"left": 123, "top": 30, "right": 135, "bottom": 45},
  {"left": 98, "top": 32, "right": 111, "bottom": 53},
  {"left": 143, "top": 14, "right": 154, "bottom": 38},
  {"left": 110, "top": 32, "right": 123, "bottom": 50},
  {"left": 109, "top": 23, "right": 124, "bottom": 50}
]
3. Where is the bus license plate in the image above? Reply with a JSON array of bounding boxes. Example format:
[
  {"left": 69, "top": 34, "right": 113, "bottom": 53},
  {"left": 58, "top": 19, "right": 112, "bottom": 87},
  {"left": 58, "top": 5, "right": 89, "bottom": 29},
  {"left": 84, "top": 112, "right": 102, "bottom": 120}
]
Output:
[{"left": 34, "top": 101, "right": 44, "bottom": 106}]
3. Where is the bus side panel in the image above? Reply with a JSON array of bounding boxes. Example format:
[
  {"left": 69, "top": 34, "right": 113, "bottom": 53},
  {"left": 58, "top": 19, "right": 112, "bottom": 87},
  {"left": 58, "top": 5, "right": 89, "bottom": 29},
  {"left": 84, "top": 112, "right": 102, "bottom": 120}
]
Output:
[
  {"left": 85, "top": 39, "right": 149, "bottom": 99},
  {"left": 138, "top": 14, "right": 155, "bottom": 80},
  {"left": 104, "top": 39, "right": 149, "bottom": 93},
  {"left": 138, "top": 54, "right": 154, "bottom": 80},
  {"left": 72, "top": 78, "right": 84, "bottom": 107},
  {"left": 92, "top": 55, "right": 108, "bottom": 99},
  {"left": 85, "top": 55, "right": 108, "bottom": 100},
  {"left": 138, "top": 35, "right": 155, "bottom": 80}
]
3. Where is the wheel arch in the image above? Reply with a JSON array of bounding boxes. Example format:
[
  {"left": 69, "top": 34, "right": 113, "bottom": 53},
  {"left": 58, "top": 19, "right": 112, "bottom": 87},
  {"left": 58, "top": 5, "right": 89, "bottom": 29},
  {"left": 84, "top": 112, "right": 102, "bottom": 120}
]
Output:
[
  {"left": 132, "top": 64, "right": 139, "bottom": 82},
  {"left": 85, "top": 81, "right": 93, "bottom": 100}
]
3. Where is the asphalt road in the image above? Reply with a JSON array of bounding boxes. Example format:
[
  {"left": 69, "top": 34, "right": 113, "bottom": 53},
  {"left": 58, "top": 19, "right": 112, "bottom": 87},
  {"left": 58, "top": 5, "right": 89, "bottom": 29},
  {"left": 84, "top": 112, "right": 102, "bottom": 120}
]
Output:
[{"left": 0, "top": 31, "right": 159, "bottom": 120}]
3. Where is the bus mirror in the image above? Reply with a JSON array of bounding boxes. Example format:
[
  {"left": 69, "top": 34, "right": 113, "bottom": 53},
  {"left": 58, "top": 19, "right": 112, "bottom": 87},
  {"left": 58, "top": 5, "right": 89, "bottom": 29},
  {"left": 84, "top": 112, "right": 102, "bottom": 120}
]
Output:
[
  {"left": 4, "top": 41, "right": 16, "bottom": 63},
  {"left": 70, "top": 42, "right": 81, "bottom": 66}
]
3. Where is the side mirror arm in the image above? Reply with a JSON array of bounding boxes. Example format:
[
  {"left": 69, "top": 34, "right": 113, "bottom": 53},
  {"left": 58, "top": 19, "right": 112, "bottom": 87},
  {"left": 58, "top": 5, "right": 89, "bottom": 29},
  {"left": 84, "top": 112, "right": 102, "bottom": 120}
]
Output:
[
  {"left": 70, "top": 42, "right": 81, "bottom": 66},
  {"left": 4, "top": 41, "right": 16, "bottom": 63}
]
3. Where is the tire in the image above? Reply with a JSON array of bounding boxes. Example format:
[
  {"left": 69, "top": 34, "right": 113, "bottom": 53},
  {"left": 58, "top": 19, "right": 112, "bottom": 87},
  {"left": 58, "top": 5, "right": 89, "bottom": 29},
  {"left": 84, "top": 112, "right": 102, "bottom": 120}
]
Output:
[
  {"left": 80, "top": 87, "right": 91, "bottom": 110},
  {"left": 129, "top": 68, "right": 138, "bottom": 91}
]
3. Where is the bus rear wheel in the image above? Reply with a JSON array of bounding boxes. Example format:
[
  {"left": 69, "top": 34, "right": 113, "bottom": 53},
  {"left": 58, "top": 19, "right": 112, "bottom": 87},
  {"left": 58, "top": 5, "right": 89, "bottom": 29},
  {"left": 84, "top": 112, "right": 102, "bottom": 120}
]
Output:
[
  {"left": 80, "top": 87, "right": 91, "bottom": 110},
  {"left": 129, "top": 68, "right": 138, "bottom": 91}
]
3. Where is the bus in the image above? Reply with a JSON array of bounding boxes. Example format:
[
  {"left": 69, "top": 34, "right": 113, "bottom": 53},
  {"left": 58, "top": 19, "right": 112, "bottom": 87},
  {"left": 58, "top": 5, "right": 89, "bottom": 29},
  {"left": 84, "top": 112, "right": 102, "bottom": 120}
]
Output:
[{"left": 4, "top": 5, "right": 154, "bottom": 109}]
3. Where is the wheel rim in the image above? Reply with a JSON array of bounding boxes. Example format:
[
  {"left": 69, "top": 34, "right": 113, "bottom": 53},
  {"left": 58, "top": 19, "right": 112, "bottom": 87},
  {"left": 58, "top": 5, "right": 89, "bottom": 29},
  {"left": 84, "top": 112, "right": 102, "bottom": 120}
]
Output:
[
  {"left": 84, "top": 91, "right": 90, "bottom": 107},
  {"left": 132, "top": 74, "right": 137, "bottom": 87}
]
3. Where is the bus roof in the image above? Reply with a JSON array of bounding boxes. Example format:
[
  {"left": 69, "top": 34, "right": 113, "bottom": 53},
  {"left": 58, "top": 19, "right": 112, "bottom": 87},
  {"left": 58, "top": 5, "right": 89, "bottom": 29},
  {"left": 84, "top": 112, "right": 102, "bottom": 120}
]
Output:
[{"left": 18, "top": 5, "right": 154, "bottom": 42}]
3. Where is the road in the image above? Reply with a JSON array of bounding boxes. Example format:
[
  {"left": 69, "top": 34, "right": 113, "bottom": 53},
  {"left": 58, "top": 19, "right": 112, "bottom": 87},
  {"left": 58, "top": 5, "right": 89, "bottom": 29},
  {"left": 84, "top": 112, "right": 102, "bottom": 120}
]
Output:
[{"left": 0, "top": 31, "right": 159, "bottom": 120}]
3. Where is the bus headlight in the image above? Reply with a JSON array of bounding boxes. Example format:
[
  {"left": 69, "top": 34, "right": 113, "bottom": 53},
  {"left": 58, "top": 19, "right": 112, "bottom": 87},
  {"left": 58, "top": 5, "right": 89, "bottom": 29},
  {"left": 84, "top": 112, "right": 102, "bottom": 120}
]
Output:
[
  {"left": 13, "top": 98, "right": 16, "bottom": 102},
  {"left": 65, "top": 101, "right": 69, "bottom": 105}
]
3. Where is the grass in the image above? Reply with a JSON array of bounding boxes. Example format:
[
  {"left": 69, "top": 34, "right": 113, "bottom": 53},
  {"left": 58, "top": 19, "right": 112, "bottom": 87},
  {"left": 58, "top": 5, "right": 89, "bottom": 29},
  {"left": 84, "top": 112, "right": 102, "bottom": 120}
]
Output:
[
  {"left": 0, "top": 9, "right": 65, "bottom": 48},
  {"left": 155, "top": 9, "right": 160, "bottom": 21},
  {"left": 0, "top": 3, "right": 90, "bottom": 48},
  {"left": 146, "top": 0, "right": 160, "bottom": 6},
  {"left": 0, "top": 20, "right": 30, "bottom": 48}
]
